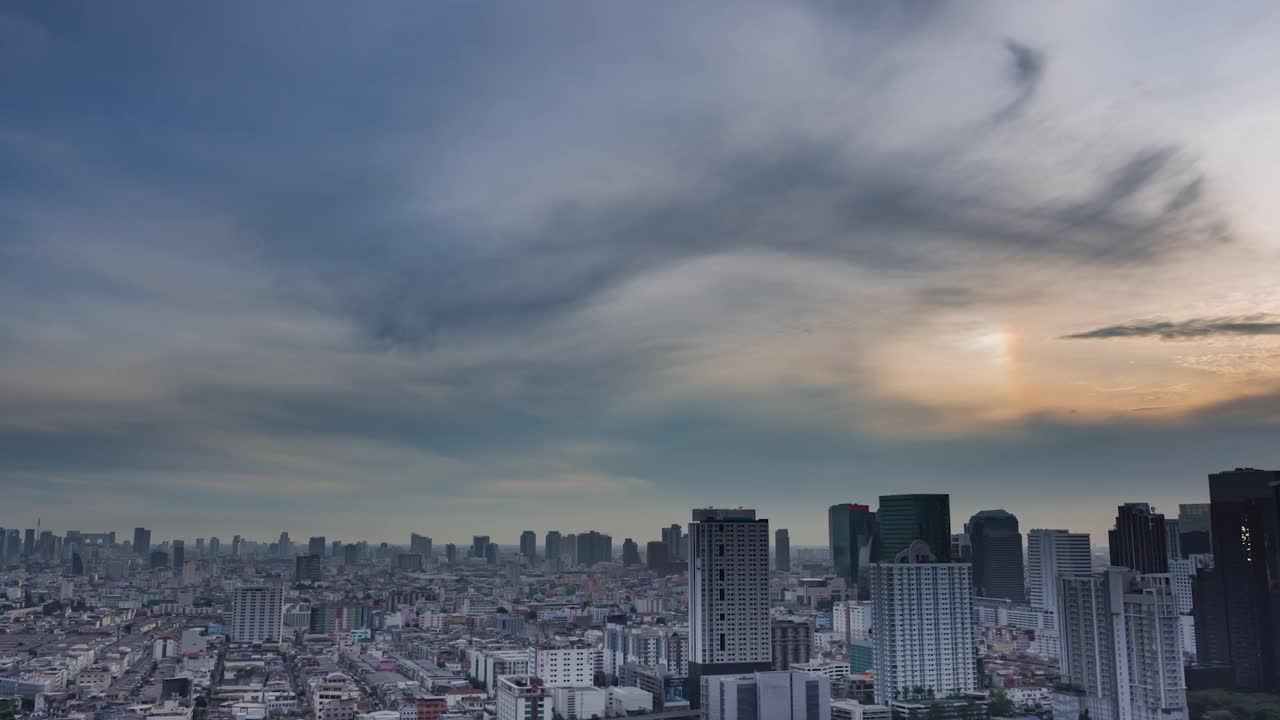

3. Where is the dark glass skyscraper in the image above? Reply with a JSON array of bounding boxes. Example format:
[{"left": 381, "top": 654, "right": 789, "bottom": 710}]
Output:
[
  {"left": 828, "top": 504, "right": 879, "bottom": 599},
  {"left": 775, "top": 528, "right": 791, "bottom": 572},
  {"left": 545, "top": 531, "right": 561, "bottom": 563},
  {"left": 877, "top": 494, "right": 951, "bottom": 562},
  {"left": 967, "top": 509, "right": 1025, "bottom": 602},
  {"left": 1179, "top": 503, "right": 1212, "bottom": 557},
  {"left": 520, "top": 530, "right": 537, "bottom": 559},
  {"left": 133, "top": 527, "right": 151, "bottom": 557},
  {"left": 1108, "top": 503, "right": 1168, "bottom": 574},
  {"left": 1199, "top": 468, "right": 1280, "bottom": 691}
]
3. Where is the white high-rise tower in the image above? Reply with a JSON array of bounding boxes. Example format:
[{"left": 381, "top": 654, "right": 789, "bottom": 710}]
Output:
[
  {"left": 231, "top": 585, "right": 283, "bottom": 644},
  {"left": 1027, "top": 529, "right": 1092, "bottom": 616}
]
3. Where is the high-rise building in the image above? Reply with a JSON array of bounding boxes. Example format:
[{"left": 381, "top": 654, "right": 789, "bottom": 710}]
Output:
[
  {"left": 277, "top": 531, "right": 292, "bottom": 556},
  {"left": 870, "top": 541, "right": 977, "bottom": 705},
  {"left": 309, "top": 536, "right": 327, "bottom": 557},
  {"left": 194, "top": 537, "right": 205, "bottom": 557},
  {"left": 231, "top": 585, "right": 284, "bottom": 644},
  {"left": 23, "top": 528, "right": 35, "bottom": 557},
  {"left": 330, "top": 540, "right": 341, "bottom": 558},
  {"left": 0, "top": 527, "right": 5, "bottom": 565},
  {"left": 150, "top": 550, "right": 169, "bottom": 569},
  {"left": 133, "top": 527, "right": 151, "bottom": 557},
  {"left": 296, "top": 554, "right": 323, "bottom": 582},
  {"left": 646, "top": 541, "right": 670, "bottom": 574},
  {"left": 1178, "top": 503, "right": 1212, "bottom": 557},
  {"left": 951, "top": 533, "right": 972, "bottom": 562},
  {"left": 411, "top": 533, "right": 432, "bottom": 559},
  {"left": 496, "top": 676, "right": 553, "bottom": 720},
  {"left": 877, "top": 494, "right": 951, "bottom": 562},
  {"left": 662, "top": 524, "right": 687, "bottom": 562},
  {"left": 1108, "top": 503, "right": 1169, "bottom": 574},
  {"left": 445, "top": 543, "right": 458, "bottom": 565},
  {"left": 1197, "top": 468, "right": 1280, "bottom": 691},
  {"left": 343, "top": 543, "right": 359, "bottom": 566},
  {"left": 967, "top": 509, "right": 1025, "bottom": 602},
  {"left": 1165, "top": 518, "right": 1183, "bottom": 560},
  {"left": 702, "top": 671, "right": 830, "bottom": 720},
  {"left": 209, "top": 536, "right": 220, "bottom": 557},
  {"left": 231, "top": 535, "right": 242, "bottom": 558},
  {"left": 576, "top": 531, "right": 613, "bottom": 567},
  {"left": 520, "top": 531, "right": 537, "bottom": 560},
  {"left": 687, "top": 508, "right": 771, "bottom": 707},
  {"left": 485, "top": 542, "right": 499, "bottom": 564},
  {"left": 5, "top": 530, "right": 20, "bottom": 563},
  {"left": 1056, "top": 569, "right": 1186, "bottom": 719},
  {"left": 472, "top": 535, "right": 490, "bottom": 559},
  {"left": 770, "top": 618, "right": 813, "bottom": 670},
  {"left": 565, "top": 534, "right": 578, "bottom": 565},
  {"left": 622, "top": 538, "right": 640, "bottom": 566},
  {"left": 396, "top": 553, "right": 424, "bottom": 572},
  {"left": 545, "top": 531, "right": 561, "bottom": 564},
  {"left": 828, "top": 504, "right": 879, "bottom": 599},
  {"left": 774, "top": 528, "right": 791, "bottom": 572},
  {"left": 171, "top": 540, "right": 185, "bottom": 571},
  {"left": 1027, "top": 529, "right": 1092, "bottom": 618}
]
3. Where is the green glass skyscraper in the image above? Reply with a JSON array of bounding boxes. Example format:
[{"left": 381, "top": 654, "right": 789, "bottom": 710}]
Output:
[
  {"left": 828, "top": 504, "right": 879, "bottom": 600},
  {"left": 877, "top": 494, "right": 952, "bottom": 562}
]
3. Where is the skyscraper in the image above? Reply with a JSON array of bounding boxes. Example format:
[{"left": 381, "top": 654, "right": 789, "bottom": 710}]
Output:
[
  {"left": 1178, "top": 503, "right": 1212, "bottom": 557},
  {"left": 472, "top": 535, "right": 490, "bottom": 559},
  {"left": 687, "top": 508, "right": 771, "bottom": 707},
  {"left": 343, "top": 543, "right": 359, "bottom": 566},
  {"left": 1026, "top": 529, "right": 1092, "bottom": 619},
  {"left": 646, "top": 541, "right": 670, "bottom": 574},
  {"left": 133, "top": 527, "right": 151, "bottom": 557},
  {"left": 1198, "top": 468, "right": 1280, "bottom": 691},
  {"left": 171, "top": 540, "right": 185, "bottom": 571},
  {"left": 828, "top": 504, "right": 878, "bottom": 599},
  {"left": 877, "top": 494, "right": 951, "bottom": 562},
  {"left": 231, "top": 585, "right": 284, "bottom": 643},
  {"left": 774, "top": 528, "right": 791, "bottom": 572},
  {"left": 622, "top": 538, "right": 640, "bottom": 566},
  {"left": 309, "top": 536, "right": 327, "bottom": 557},
  {"left": 5, "top": 530, "right": 19, "bottom": 563},
  {"left": 870, "top": 541, "right": 977, "bottom": 704},
  {"left": 662, "top": 524, "right": 686, "bottom": 562},
  {"left": 194, "top": 537, "right": 205, "bottom": 557},
  {"left": 545, "top": 531, "right": 561, "bottom": 564},
  {"left": 967, "top": 509, "right": 1025, "bottom": 602},
  {"left": 1056, "top": 569, "right": 1186, "bottom": 719},
  {"left": 209, "top": 536, "right": 220, "bottom": 557},
  {"left": 277, "top": 531, "right": 291, "bottom": 556},
  {"left": 1108, "top": 502, "right": 1169, "bottom": 574},
  {"left": 411, "top": 533, "right": 432, "bottom": 559},
  {"left": 520, "top": 530, "right": 537, "bottom": 559},
  {"left": 445, "top": 543, "right": 458, "bottom": 565},
  {"left": 23, "top": 528, "right": 35, "bottom": 557},
  {"left": 231, "top": 535, "right": 242, "bottom": 558},
  {"left": 576, "top": 531, "right": 612, "bottom": 566},
  {"left": 1165, "top": 518, "right": 1183, "bottom": 560}
]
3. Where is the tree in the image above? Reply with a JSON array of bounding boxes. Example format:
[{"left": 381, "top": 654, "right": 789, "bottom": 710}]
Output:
[{"left": 988, "top": 689, "right": 1015, "bottom": 717}]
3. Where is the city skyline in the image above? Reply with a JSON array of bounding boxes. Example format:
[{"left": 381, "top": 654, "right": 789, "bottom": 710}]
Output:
[{"left": 5, "top": 2, "right": 1280, "bottom": 542}]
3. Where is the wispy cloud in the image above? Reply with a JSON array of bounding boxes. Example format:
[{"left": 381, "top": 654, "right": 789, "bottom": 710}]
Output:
[{"left": 1063, "top": 315, "right": 1280, "bottom": 340}]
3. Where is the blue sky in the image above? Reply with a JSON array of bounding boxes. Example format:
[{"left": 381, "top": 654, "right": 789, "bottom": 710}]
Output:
[{"left": 3, "top": 2, "right": 1280, "bottom": 545}]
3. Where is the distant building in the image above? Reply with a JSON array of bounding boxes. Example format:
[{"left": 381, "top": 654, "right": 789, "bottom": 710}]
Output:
[
  {"left": 520, "top": 530, "right": 537, "bottom": 559},
  {"left": 1026, "top": 529, "right": 1091, "bottom": 618},
  {"left": 770, "top": 618, "right": 813, "bottom": 670},
  {"left": 495, "top": 676, "right": 553, "bottom": 720},
  {"left": 444, "top": 543, "right": 458, "bottom": 565},
  {"left": 622, "top": 538, "right": 640, "bottom": 566},
  {"left": 134, "top": 527, "right": 151, "bottom": 557},
  {"left": 876, "top": 494, "right": 950, "bottom": 562},
  {"left": 775, "top": 528, "right": 791, "bottom": 572},
  {"left": 309, "top": 535, "right": 327, "bottom": 557},
  {"left": 295, "top": 554, "right": 323, "bottom": 582},
  {"left": 1177, "top": 502, "right": 1212, "bottom": 557},
  {"left": 967, "top": 509, "right": 1025, "bottom": 602},
  {"left": 646, "top": 541, "right": 670, "bottom": 574},
  {"left": 576, "top": 531, "right": 612, "bottom": 567},
  {"left": 1108, "top": 502, "right": 1169, "bottom": 574},
  {"left": 545, "top": 531, "right": 561, "bottom": 564},
  {"left": 471, "top": 535, "right": 490, "bottom": 559},
  {"left": 171, "top": 540, "right": 185, "bottom": 571},
  {"left": 396, "top": 553, "right": 423, "bottom": 572},
  {"left": 232, "top": 585, "right": 284, "bottom": 644},
  {"left": 410, "top": 533, "right": 432, "bottom": 559}
]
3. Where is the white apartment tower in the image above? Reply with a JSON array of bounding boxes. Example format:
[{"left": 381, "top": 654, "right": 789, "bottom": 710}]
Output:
[
  {"left": 1055, "top": 569, "right": 1187, "bottom": 720},
  {"left": 496, "top": 676, "right": 554, "bottom": 720},
  {"left": 1027, "top": 529, "right": 1092, "bottom": 617},
  {"left": 231, "top": 585, "right": 283, "bottom": 644},
  {"left": 870, "top": 541, "right": 978, "bottom": 705},
  {"left": 688, "top": 508, "right": 771, "bottom": 705}
]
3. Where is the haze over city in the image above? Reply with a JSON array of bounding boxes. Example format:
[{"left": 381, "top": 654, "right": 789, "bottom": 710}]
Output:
[{"left": 4, "top": 2, "right": 1280, "bottom": 543}]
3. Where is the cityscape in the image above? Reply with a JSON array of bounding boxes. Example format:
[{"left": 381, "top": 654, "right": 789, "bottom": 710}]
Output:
[
  {"left": 2, "top": 468, "right": 1278, "bottom": 720},
  {"left": 6, "top": 2, "right": 1280, "bottom": 720}
]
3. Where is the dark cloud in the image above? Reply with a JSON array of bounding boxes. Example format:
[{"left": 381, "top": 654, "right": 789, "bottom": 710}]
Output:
[
  {"left": 992, "top": 39, "right": 1046, "bottom": 123},
  {"left": 1062, "top": 315, "right": 1280, "bottom": 340}
]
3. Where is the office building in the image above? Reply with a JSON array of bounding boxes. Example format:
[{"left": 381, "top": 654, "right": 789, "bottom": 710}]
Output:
[
  {"left": 646, "top": 541, "right": 670, "bottom": 574},
  {"left": 688, "top": 508, "right": 772, "bottom": 706},
  {"left": 277, "top": 531, "right": 291, "bottom": 556},
  {"left": 876, "top": 494, "right": 951, "bottom": 562},
  {"left": 951, "top": 533, "right": 972, "bottom": 562},
  {"left": 770, "top": 618, "right": 813, "bottom": 670},
  {"left": 1109, "top": 502, "right": 1169, "bottom": 574},
  {"left": 576, "top": 531, "right": 612, "bottom": 567},
  {"left": 309, "top": 536, "right": 327, "bottom": 557},
  {"left": 1056, "top": 569, "right": 1186, "bottom": 720},
  {"left": 1178, "top": 503, "right": 1212, "bottom": 557},
  {"left": 343, "top": 543, "right": 359, "bottom": 566},
  {"left": 702, "top": 670, "right": 830, "bottom": 720},
  {"left": 870, "top": 542, "right": 977, "bottom": 705},
  {"left": 828, "top": 503, "right": 879, "bottom": 599},
  {"left": 410, "top": 533, "right": 432, "bottom": 559},
  {"left": 23, "top": 528, "right": 35, "bottom": 557},
  {"left": 471, "top": 535, "right": 490, "bottom": 559},
  {"left": 496, "top": 676, "right": 553, "bottom": 720},
  {"left": 967, "top": 509, "right": 1025, "bottom": 602},
  {"left": 831, "top": 699, "right": 892, "bottom": 720},
  {"left": 1198, "top": 468, "right": 1280, "bottom": 691},
  {"left": 622, "top": 538, "right": 640, "bottom": 566},
  {"left": 232, "top": 534, "right": 242, "bottom": 558},
  {"left": 396, "top": 553, "right": 423, "bottom": 572},
  {"left": 485, "top": 542, "right": 499, "bottom": 564},
  {"left": 171, "top": 540, "right": 184, "bottom": 571},
  {"left": 1165, "top": 518, "right": 1183, "bottom": 560},
  {"left": 0, "top": 527, "right": 5, "bottom": 565},
  {"left": 565, "top": 533, "right": 578, "bottom": 565},
  {"left": 209, "top": 536, "right": 220, "bottom": 557},
  {"left": 149, "top": 550, "right": 169, "bottom": 569},
  {"left": 775, "top": 528, "right": 791, "bottom": 572},
  {"left": 545, "top": 531, "right": 561, "bottom": 564},
  {"left": 520, "top": 530, "right": 537, "bottom": 559},
  {"left": 133, "top": 527, "right": 151, "bottom": 557},
  {"left": 444, "top": 543, "right": 458, "bottom": 565},
  {"left": 296, "top": 554, "right": 323, "bottom": 582},
  {"left": 231, "top": 585, "right": 284, "bottom": 644},
  {"left": 194, "top": 537, "right": 204, "bottom": 557},
  {"left": 1027, "top": 529, "right": 1091, "bottom": 618}
]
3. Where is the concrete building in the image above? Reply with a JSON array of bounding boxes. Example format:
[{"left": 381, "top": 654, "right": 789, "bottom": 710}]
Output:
[
  {"left": 496, "top": 676, "right": 553, "bottom": 720},
  {"left": 702, "top": 670, "right": 830, "bottom": 720},
  {"left": 231, "top": 585, "right": 284, "bottom": 644},
  {"left": 528, "top": 646, "right": 594, "bottom": 688},
  {"left": 771, "top": 618, "right": 814, "bottom": 670},
  {"left": 1109, "top": 503, "right": 1170, "bottom": 574},
  {"left": 1056, "top": 568, "right": 1186, "bottom": 720},
  {"left": 1026, "top": 529, "right": 1091, "bottom": 619},
  {"left": 520, "top": 530, "right": 537, "bottom": 560}
]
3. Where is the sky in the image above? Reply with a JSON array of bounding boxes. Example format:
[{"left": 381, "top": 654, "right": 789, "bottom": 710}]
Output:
[{"left": 3, "top": 1, "right": 1280, "bottom": 547}]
